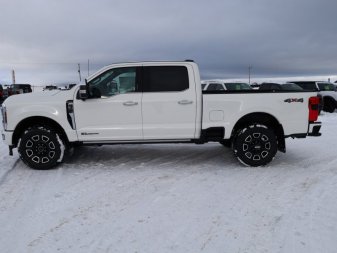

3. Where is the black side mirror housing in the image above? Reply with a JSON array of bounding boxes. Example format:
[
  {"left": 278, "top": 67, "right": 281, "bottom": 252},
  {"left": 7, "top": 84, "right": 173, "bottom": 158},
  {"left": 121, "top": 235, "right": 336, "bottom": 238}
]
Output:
[{"left": 78, "top": 85, "right": 88, "bottom": 100}]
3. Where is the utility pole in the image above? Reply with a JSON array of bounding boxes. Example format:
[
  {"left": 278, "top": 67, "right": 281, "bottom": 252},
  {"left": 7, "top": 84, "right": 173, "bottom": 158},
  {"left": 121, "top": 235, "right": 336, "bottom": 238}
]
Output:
[
  {"left": 248, "top": 65, "right": 252, "bottom": 84},
  {"left": 78, "top": 63, "right": 82, "bottom": 82},
  {"left": 87, "top": 59, "right": 90, "bottom": 76},
  {"left": 11, "top": 69, "right": 16, "bottom": 84}
]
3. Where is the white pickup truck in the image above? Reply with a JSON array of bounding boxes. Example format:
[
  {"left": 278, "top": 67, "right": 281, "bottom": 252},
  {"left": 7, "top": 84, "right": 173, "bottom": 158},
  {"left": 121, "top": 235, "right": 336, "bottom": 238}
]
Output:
[{"left": 1, "top": 61, "right": 321, "bottom": 169}]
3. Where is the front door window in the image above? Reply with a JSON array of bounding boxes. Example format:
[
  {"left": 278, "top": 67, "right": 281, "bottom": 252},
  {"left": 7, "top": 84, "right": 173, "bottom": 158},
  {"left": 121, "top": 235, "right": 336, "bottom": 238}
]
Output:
[{"left": 88, "top": 67, "right": 137, "bottom": 98}]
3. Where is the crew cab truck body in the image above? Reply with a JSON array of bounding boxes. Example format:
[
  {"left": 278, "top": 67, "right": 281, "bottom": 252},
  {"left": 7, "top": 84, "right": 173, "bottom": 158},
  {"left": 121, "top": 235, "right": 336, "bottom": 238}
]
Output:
[{"left": 1, "top": 61, "right": 321, "bottom": 169}]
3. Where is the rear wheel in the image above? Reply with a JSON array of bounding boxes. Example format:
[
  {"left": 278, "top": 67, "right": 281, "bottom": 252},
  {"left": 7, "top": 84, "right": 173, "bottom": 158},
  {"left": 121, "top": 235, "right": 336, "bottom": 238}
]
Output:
[
  {"left": 323, "top": 98, "right": 335, "bottom": 113},
  {"left": 18, "top": 127, "right": 65, "bottom": 170},
  {"left": 232, "top": 125, "right": 277, "bottom": 166}
]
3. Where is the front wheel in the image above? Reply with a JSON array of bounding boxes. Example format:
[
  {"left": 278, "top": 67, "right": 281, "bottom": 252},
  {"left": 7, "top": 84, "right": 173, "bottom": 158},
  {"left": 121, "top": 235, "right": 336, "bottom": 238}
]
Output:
[
  {"left": 232, "top": 125, "right": 277, "bottom": 166},
  {"left": 18, "top": 127, "right": 65, "bottom": 170}
]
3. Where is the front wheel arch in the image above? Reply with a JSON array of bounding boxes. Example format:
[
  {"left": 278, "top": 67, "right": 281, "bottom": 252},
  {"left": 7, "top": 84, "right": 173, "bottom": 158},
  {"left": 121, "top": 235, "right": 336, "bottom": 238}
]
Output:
[{"left": 12, "top": 116, "right": 69, "bottom": 147}]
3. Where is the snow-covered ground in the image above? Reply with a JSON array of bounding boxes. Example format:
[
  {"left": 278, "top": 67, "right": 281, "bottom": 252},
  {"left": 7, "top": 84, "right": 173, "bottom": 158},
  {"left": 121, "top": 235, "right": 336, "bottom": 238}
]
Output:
[{"left": 0, "top": 113, "right": 337, "bottom": 253}]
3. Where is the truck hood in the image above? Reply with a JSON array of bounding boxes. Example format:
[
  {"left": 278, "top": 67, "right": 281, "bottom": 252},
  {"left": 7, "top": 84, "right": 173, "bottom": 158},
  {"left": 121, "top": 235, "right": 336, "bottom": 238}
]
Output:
[{"left": 3, "top": 89, "right": 73, "bottom": 107}]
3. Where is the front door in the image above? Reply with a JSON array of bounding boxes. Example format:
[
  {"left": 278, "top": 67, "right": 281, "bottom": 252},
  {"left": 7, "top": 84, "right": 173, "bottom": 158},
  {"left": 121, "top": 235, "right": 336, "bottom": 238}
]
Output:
[{"left": 74, "top": 67, "right": 143, "bottom": 142}]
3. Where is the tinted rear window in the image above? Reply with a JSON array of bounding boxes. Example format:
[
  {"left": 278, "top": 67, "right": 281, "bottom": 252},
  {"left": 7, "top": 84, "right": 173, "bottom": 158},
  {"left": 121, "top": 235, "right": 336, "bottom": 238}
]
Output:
[
  {"left": 207, "top": 83, "right": 224, "bottom": 91},
  {"left": 291, "top": 82, "right": 317, "bottom": 91},
  {"left": 225, "top": 83, "right": 252, "bottom": 90},
  {"left": 143, "top": 66, "right": 189, "bottom": 92},
  {"left": 259, "top": 83, "right": 281, "bottom": 90},
  {"left": 281, "top": 83, "right": 303, "bottom": 91}
]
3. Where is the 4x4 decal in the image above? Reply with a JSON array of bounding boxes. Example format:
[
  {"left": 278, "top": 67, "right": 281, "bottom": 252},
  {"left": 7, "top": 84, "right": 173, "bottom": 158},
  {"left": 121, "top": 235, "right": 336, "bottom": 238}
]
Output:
[{"left": 284, "top": 98, "right": 304, "bottom": 103}]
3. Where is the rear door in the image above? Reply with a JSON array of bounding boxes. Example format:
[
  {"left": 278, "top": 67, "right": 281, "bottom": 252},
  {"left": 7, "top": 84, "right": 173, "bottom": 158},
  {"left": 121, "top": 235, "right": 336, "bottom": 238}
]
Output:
[{"left": 141, "top": 64, "right": 197, "bottom": 139}]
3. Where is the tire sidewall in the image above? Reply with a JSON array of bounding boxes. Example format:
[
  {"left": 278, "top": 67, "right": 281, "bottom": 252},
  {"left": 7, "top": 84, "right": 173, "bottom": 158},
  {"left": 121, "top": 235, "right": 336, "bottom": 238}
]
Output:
[
  {"left": 18, "top": 128, "right": 63, "bottom": 170},
  {"left": 233, "top": 125, "right": 277, "bottom": 167}
]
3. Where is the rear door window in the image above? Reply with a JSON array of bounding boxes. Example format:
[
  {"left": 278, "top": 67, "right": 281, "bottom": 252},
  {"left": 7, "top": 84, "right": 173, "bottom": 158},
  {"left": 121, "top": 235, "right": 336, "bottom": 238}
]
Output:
[{"left": 143, "top": 66, "right": 189, "bottom": 92}]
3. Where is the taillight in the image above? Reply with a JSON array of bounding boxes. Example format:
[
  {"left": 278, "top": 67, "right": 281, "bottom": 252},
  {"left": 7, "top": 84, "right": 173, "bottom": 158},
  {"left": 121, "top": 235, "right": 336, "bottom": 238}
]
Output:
[{"left": 309, "top": 96, "right": 319, "bottom": 122}]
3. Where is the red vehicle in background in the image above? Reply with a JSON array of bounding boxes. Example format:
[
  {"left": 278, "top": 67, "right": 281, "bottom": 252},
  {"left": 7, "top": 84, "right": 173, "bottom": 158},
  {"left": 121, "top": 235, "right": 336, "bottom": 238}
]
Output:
[
  {"left": 9, "top": 84, "right": 32, "bottom": 95},
  {"left": 0, "top": 85, "right": 3, "bottom": 103},
  {"left": 0, "top": 84, "right": 32, "bottom": 104}
]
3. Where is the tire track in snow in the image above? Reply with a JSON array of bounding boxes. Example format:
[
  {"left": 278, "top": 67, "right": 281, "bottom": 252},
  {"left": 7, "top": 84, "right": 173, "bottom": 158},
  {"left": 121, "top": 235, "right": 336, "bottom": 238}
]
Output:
[{"left": 0, "top": 159, "right": 20, "bottom": 186}]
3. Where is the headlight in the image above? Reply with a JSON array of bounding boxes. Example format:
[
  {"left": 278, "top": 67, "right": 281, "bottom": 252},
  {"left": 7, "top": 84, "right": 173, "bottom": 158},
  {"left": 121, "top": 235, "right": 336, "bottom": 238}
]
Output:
[{"left": 1, "top": 105, "right": 7, "bottom": 130}]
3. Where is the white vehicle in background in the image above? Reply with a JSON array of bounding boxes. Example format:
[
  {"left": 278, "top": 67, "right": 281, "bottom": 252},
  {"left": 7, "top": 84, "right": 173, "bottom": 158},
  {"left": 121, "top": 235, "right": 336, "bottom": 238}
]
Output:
[
  {"left": 289, "top": 81, "right": 337, "bottom": 112},
  {"left": 1, "top": 61, "right": 321, "bottom": 169},
  {"left": 201, "top": 81, "right": 252, "bottom": 91}
]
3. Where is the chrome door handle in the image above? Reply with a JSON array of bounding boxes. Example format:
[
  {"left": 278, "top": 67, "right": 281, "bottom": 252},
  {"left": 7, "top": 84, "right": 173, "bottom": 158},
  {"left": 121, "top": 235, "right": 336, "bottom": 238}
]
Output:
[
  {"left": 178, "top": 100, "right": 193, "bottom": 105},
  {"left": 123, "top": 101, "right": 138, "bottom": 106}
]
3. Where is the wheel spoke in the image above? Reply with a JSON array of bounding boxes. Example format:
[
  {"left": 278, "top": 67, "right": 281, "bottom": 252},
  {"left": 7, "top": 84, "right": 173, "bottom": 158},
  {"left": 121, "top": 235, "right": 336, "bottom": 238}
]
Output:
[
  {"left": 26, "top": 140, "right": 33, "bottom": 148},
  {"left": 253, "top": 133, "right": 261, "bottom": 139},
  {"left": 261, "top": 135, "right": 269, "bottom": 142},
  {"left": 42, "top": 157, "right": 50, "bottom": 163},
  {"left": 31, "top": 135, "right": 39, "bottom": 142},
  {"left": 26, "top": 149, "right": 33, "bottom": 157},
  {"left": 49, "top": 141, "right": 55, "bottom": 149},
  {"left": 32, "top": 156, "right": 40, "bottom": 163},
  {"left": 253, "top": 155, "right": 261, "bottom": 161},
  {"left": 261, "top": 151, "right": 269, "bottom": 158},
  {"left": 42, "top": 135, "right": 49, "bottom": 143},
  {"left": 245, "top": 152, "right": 252, "bottom": 159},
  {"left": 49, "top": 151, "right": 55, "bottom": 159},
  {"left": 245, "top": 135, "right": 252, "bottom": 143}
]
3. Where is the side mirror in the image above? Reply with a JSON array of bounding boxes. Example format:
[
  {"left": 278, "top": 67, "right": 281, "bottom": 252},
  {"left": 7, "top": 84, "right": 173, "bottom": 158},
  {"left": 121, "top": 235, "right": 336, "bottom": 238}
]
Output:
[{"left": 78, "top": 85, "right": 88, "bottom": 100}]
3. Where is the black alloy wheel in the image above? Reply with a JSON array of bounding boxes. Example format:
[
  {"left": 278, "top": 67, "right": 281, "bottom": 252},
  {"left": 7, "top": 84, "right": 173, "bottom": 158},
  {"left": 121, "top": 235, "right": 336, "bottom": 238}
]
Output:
[
  {"left": 233, "top": 125, "right": 277, "bottom": 166},
  {"left": 18, "top": 127, "right": 64, "bottom": 169}
]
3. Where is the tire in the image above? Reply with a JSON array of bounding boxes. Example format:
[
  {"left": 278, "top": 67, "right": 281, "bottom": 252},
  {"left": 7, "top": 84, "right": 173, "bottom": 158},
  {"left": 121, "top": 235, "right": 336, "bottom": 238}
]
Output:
[
  {"left": 323, "top": 99, "right": 335, "bottom": 113},
  {"left": 232, "top": 125, "right": 277, "bottom": 167},
  {"left": 18, "top": 127, "right": 65, "bottom": 170}
]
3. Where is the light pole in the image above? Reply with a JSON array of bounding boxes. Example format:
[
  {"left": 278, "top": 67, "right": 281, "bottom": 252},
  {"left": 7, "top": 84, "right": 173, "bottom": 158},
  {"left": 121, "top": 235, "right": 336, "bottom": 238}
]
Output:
[{"left": 248, "top": 65, "right": 252, "bottom": 84}]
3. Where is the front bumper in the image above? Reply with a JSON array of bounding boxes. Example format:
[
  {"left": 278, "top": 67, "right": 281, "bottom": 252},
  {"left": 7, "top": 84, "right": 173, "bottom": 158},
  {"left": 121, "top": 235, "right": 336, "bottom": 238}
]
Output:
[
  {"left": 308, "top": 121, "right": 321, "bottom": 136},
  {"left": 1, "top": 129, "right": 13, "bottom": 146}
]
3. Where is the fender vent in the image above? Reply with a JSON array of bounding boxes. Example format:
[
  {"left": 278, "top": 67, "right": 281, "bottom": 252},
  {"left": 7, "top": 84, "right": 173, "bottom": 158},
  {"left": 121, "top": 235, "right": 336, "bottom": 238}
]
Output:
[{"left": 66, "top": 100, "right": 76, "bottom": 129}]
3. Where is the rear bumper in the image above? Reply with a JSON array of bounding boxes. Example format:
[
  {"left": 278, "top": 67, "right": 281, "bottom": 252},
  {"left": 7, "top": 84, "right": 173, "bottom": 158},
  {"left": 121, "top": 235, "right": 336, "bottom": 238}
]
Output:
[{"left": 308, "top": 121, "right": 321, "bottom": 136}]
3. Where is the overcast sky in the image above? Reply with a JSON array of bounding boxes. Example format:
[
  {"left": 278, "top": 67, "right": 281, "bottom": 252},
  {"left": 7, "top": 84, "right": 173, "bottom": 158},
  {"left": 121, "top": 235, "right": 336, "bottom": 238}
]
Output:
[{"left": 1, "top": 0, "right": 337, "bottom": 85}]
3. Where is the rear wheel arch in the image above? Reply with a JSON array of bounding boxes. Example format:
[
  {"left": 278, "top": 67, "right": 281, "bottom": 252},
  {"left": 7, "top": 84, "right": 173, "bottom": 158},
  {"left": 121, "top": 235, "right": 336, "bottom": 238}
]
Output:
[{"left": 231, "top": 112, "right": 285, "bottom": 152}]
